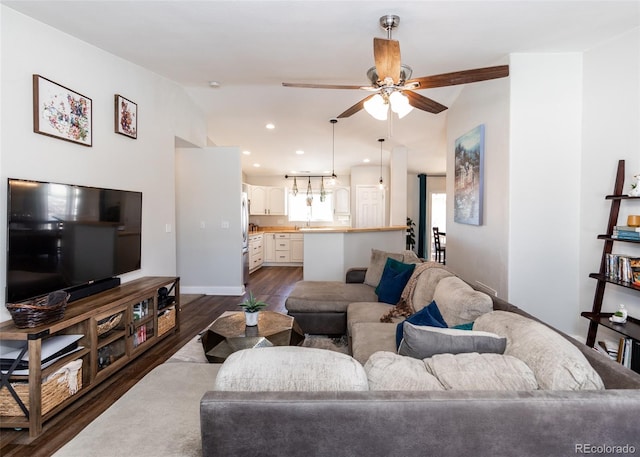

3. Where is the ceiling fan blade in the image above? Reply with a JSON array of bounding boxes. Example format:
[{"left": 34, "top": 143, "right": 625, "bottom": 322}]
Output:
[
  {"left": 407, "top": 65, "right": 509, "bottom": 89},
  {"left": 337, "top": 94, "right": 375, "bottom": 118},
  {"left": 282, "top": 82, "right": 363, "bottom": 90},
  {"left": 373, "top": 37, "right": 401, "bottom": 83},
  {"left": 404, "top": 91, "right": 448, "bottom": 114}
]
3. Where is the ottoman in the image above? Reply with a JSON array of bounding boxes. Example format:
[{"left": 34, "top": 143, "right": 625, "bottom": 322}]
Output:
[{"left": 285, "top": 281, "right": 377, "bottom": 335}]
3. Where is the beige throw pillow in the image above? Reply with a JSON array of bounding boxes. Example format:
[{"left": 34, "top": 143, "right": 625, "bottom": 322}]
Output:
[{"left": 364, "top": 249, "right": 403, "bottom": 287}]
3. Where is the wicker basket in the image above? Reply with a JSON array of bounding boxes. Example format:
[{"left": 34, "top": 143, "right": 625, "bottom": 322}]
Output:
[
  {"left": 97, "top": 313, "right": 123, "bottom": 336},
  {"left": 157, "top": 307, "right": 176, "bottom": 336},
  {"left": 5, "top": 291, "right": 69, "bottom": 329},
  {"left": 0, "top": 359, "right": 82, "bottom": 417}
]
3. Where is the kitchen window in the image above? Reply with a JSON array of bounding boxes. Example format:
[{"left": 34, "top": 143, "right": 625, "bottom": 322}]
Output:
[{"left": 288, "top": 191, "right": 334, "bottom": 222}]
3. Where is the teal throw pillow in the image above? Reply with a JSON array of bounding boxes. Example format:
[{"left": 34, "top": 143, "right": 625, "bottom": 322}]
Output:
[
  {"left": 375, "top": 258, "right": 416, "bottom": 305},
  {"left": 452, "top": 322, "right": 474, "bottom": 331},
  {"left": 395, "top": 300, "right": 448, "bottom": 349}
]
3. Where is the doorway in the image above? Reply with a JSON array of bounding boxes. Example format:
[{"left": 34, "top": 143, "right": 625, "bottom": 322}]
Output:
[
  {"left": 356, "top": 185, "right": 385, "bottom": 228},
  {"left": 430, "top": 193, "right": 446, "bottom": 261}
]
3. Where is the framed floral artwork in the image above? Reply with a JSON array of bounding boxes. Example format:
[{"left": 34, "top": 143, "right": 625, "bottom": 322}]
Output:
[
  {"left": 454, "top": 124, "right": 485, "bottom": 225},
  {"left": 33, "top": 74, "right": 92, "bottom": 146},
  {"left": 114, "top": 94, "right": 137, "bottom": 139}
]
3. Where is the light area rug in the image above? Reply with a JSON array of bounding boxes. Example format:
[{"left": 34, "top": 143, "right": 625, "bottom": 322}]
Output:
[
  {"left": 53, "top": 362, "right": 220, "bottom": 457},
  {"left": 55, "top": 328, "right": 349, "bottom": 456}
]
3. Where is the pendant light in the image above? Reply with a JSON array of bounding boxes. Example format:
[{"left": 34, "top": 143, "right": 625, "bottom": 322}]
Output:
[
  {"left": 292, "top": 176, "right": 298, "bottom": 196},
  {"left": 306, "top": 177, "right": 313, "bottom": 206},
  {"left": 378, "top": 138, "right": 385, "bottom": 189},
  {"left": 320, "top": 176, "right": 326, "bottom": 202},
  {"left": 328, "top": 118, "right": 338, "bottom": 186}
]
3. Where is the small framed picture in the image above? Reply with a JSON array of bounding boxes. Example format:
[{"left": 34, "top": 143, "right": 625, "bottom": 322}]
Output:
[
  {"left": 33, "top": 74, "right": 92, "bottom": 147},
  {"left": 114, "top": 94, "right": 137, "bottom": 139}
]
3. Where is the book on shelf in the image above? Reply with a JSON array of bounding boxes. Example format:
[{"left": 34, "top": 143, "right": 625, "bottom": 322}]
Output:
[
  {"left": 616, "top": 337, "right": 639, "bottom": 373},
  {"left": 605, "top": 254, "right": 640, "bottom": 283},
  {"left": 612, "top": 227, "right": 640, "bottom": 240},
  {"left": 615, "top": 226, "right": 640, "bottom": 233}
]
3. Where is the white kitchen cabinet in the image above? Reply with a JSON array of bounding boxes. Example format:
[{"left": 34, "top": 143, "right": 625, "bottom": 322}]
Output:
[
  {"left": 248, "top": 185, "right": 287, "bottom": 215},
  {"left": 291, "top": 233, "right": 304, "bottom": 262},
  {"left": 248, "top": 186, "right": 267, "bottom": 215},
  {"left": 248, "top": 233, "right": 264, "bottom": 273},
  {"left": 264, "top": 233, "right": 276, "bottom": 262},
  {"left": 274, "top": 233, "right": 290, "bottom": 262},
  {"left": 333, "top": 186, "right": 350, "bottom": 215}
]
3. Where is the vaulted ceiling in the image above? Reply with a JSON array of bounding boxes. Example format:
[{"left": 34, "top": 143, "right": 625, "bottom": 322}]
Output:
[{"left": 4, "top": 1, "right": 638, "bottom": 176}]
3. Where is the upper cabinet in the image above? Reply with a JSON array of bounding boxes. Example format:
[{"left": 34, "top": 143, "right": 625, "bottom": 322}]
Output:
[
  {"left": 249, "top": 185, "right": 287, "bottom": 215},
  {"left": 333, "top": 187, "right": 350, "bottom": 215}
]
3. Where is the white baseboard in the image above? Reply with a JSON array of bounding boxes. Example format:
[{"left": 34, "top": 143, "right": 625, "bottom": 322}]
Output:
[{"left": 181, "top": 285, "right": 244, "bottom": 296}]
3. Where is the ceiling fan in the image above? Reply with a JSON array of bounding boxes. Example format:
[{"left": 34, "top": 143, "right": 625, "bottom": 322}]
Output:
[{"left": 282, "top": 15, "right": 509, "bottom": 120}]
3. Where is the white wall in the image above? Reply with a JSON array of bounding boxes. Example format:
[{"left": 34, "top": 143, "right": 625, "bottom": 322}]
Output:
[
  {"left": 175, "top": 147, "right": 244, "bottom": 295},
  {"left": 0, "top": 6, "right": 206, "bottom": 322},
  {"left": 579, "top": 28, "right": 640, "bottom": 338},
  {"left": 446, "top": 69, "right": 510, "bottom": 299},
  {"left": 508, "top": 53, "right": 583, "bottom": 333},
  {"left": 446, "top": 29, "right": 639, "bottom": 337}
]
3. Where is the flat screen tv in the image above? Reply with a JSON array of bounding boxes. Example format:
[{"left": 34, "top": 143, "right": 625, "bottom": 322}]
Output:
[{"left": 6, "top": 178, "right": 142, "bottom": 303}]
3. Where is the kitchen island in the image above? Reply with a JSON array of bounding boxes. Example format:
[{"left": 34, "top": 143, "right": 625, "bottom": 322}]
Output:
[{"left": 299, "top": 226, "right": 407, "bottom": 281}]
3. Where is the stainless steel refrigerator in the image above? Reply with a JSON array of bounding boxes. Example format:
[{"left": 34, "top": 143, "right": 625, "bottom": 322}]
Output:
[{"left": 241, "top": 190, "right": 249, "bottom": 284}]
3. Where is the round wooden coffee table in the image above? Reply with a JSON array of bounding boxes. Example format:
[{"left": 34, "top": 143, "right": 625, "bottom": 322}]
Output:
[{"left": 201, "top": 311, "right": 304, "bottom": 362}]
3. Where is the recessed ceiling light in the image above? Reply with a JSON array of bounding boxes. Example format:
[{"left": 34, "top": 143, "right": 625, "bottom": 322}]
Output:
[
  {"left": 242, "top": 150, "right": 251, "bottom": 155},
  {"left": 295, "top": 150, "right": 304, "bottom": 155},
  {"left": 265, "top": 123, "right": 275, "bottom": 130},
  {"left": 208, "top": 81, "right": 220, "bottom": 88},
  {"left": 253, "top": 163, "right": 261, "bottom": 168},
  {"left": 363, "top": 158, "right": 370, "bottom": 163}
]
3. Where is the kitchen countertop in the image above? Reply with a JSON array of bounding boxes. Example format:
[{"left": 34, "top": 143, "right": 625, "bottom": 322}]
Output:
[{"left": 250, "top": 226, "right": 407, "bottom": 234}]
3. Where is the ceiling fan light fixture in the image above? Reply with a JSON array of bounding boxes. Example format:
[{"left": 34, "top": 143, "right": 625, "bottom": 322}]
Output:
[
  {"left": 364, "top": 94, "right": 388, "bottom": 121},
  {"left": 389, "top": 91, "right": 413, "bottom": 118}
]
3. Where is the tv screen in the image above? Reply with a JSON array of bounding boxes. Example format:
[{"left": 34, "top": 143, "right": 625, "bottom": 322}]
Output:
[{"left": 6, "top": 179, "right": 142, "bottom": 303}]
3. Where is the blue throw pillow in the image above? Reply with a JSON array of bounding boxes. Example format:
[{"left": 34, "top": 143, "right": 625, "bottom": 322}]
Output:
[
  {"left": 375, "top": 258, "right": 416, "bottom": 305},
  {"left": 452, "top": 322, "right": 474, "bottom": 331},
  {"left": 395, "top": 300, "right": 448, "bottom": 349}
]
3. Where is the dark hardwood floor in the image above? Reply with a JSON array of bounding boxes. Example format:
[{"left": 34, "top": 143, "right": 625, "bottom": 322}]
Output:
[{"left": 0, "top": 266, "right": 302, "bottom": 457}]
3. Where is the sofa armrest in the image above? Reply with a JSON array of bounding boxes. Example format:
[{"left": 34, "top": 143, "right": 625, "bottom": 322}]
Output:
[{"left": 346, "top": 267, "right": 367, "bottom": 283}]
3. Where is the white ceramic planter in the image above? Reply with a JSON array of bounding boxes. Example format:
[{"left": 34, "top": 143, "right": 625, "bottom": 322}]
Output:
[{"left": 245, "top": 311, "right": 259, "bottom": 326}]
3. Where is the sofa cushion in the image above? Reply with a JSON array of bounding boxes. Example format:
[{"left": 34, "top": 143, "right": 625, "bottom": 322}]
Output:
[
  {"left": 395, "top": 301, "right": 448, "bottom": 348},
  {"left": 348, "top": 302, "right": 400, "bottom": 335},
  {"left": 424, "top": 353, "right": 539, "bottom": 391},
  {"left": 473, "top": 311, "right": 605, "bottom": 391},
  {"left": 213, "top": 346, "right": 369, "bottom": 392},
  {"left": 375, "top": 258, "right": 416, "bottom": 305},
  {"left": 398, "top": 323, "right": 507, "bottom": 359},
  {"left": 364, "top": 249, "right": 404, "bottom": 287},
  {"left": 410, "top": 266, "right": 456, "bottom": 312},
  {"left": 432, "top": 276, "right": 493, "bottom": 327},
  {"left": 365, "top": 351, "right": 444, "bottom": 391},
  {"left": 285, "top": 281, "right": 378, "bottom": 313},
  {"left": 350, "top": 322, "right": 397, "bottom": 365}
]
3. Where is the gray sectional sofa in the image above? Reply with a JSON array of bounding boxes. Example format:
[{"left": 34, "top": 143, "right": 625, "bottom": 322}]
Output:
[{"left": 202, "top": 250, "right": 640, "bottom": 457}]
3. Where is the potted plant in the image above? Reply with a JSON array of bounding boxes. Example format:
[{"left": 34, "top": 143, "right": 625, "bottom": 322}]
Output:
[
  {"left": 238, "top": 292, "right": 268, "bottom": 326},
  {"left": 406, "top": 217, "right": 416, "bottom": 251}
]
